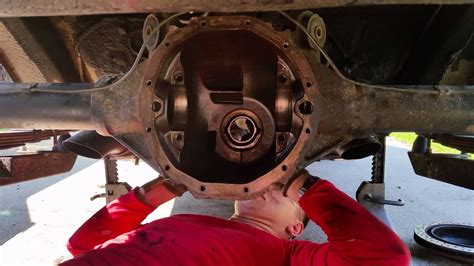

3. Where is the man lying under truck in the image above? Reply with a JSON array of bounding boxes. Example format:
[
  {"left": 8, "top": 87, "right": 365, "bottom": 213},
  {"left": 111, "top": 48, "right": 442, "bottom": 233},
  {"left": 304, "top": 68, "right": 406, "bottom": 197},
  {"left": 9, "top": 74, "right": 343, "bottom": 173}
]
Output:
[{"left": 60, "top": 170, "right": 410, "bottom": 265}]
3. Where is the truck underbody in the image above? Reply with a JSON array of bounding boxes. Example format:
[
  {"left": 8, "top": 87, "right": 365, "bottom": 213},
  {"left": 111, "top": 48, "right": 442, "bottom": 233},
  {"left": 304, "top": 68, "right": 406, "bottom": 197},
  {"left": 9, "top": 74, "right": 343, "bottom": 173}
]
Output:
[{"left": 0, "top": 1, "right": 473, "bottom": 201}]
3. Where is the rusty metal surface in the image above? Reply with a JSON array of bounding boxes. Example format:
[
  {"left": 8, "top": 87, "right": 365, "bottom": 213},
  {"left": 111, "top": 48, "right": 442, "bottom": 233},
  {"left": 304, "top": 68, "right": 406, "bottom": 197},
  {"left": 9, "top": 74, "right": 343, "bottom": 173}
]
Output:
[
  {"left": 2, "top": 5, "right": 466, "bottom": 86},
  {"left": 0, "top": 151, "right": 77, "bottom": 186},
  {"left": 0, "top": 0, "right": 470, "bottom": 17},
  {"left": 0, "top": 23, "right": 46, "bottom": 82},
  {"left": 371, "top": 86, "right": 474, "bottom": 134},
  {"left": 0, "top": 17, "right": 81, "bottom": 82},
  {"left": 408, "top": 152, "right": 474, "bottom": 190},
  {"left": 76, "top": 17, "right": 144, "bottom": 77},
  {"left": 0, "top": 130, "right": 70, "bottom": 150},
  {"left": 301, "top": 60, "right": 474, "bottom": 161},
  {"left": 2, "top": 6, "right": 471, "bottom": 86},
  {"left": 311, "top": 63, "right": 474, "bottom": 136}
]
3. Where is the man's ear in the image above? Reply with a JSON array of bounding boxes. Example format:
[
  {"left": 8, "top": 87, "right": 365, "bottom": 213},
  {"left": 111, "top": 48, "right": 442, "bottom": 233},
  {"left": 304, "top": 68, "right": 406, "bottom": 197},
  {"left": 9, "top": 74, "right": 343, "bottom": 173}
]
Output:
[{"left": 286, "top": 221, "right": 304, "bottom": 238}]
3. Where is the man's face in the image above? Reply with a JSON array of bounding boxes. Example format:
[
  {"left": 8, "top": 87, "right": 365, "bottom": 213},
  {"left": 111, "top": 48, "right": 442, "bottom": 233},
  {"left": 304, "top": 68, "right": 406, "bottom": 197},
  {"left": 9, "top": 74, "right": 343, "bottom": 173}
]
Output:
[{"left": 234, "top": 183, "right": 304, "bottom": 239}]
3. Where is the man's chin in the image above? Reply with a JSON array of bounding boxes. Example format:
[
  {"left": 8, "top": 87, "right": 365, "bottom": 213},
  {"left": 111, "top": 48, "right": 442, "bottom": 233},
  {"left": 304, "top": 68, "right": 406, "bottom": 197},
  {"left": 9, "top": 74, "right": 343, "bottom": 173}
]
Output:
[{"left": 236, "top": 198, "right": 266, "bottom": 212}]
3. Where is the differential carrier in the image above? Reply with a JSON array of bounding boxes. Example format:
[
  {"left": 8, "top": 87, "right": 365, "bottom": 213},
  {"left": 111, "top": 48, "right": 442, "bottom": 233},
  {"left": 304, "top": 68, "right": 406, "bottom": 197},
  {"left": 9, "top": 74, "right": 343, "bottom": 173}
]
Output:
[{"left": 140, "top": 16, "right": 320, "bottom": 199}]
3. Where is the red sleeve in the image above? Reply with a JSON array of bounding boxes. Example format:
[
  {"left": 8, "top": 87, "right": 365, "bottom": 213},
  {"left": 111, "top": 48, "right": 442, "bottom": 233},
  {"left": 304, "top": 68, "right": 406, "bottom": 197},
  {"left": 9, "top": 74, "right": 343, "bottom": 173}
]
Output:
[
  {"left": 67, "top": 188, "right": 155, "bottom": 256},
  {"left": 286, "top": 180, "right": 410, "bottom": 266}
]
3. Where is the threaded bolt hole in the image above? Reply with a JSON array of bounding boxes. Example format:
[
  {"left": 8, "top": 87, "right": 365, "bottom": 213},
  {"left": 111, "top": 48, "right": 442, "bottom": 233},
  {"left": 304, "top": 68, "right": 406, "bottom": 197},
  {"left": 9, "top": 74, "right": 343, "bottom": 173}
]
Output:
[{"left": 299, "top": 101, "right": 313, "bottom": 115}]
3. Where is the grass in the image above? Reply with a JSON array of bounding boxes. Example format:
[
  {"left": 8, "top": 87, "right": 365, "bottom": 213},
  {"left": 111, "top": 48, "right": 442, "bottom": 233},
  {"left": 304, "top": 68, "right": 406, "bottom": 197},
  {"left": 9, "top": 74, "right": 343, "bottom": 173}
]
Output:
[{"left": 390, "top": 132, "right": 472, "bottom": 158}]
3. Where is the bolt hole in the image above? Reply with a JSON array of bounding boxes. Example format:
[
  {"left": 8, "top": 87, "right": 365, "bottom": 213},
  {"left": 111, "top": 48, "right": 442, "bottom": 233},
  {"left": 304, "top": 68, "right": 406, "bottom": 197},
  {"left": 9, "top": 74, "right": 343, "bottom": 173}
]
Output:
[
  {"left": 200, "top": 185, "right": 206, "bottom": 191},
  {"left": 305, "top": 128, "right": 311, "bottom": 134},
  {"left": 146, "top": 80, "right": 152, "bottom": 87},
  {"left": 165, "top": 42, "right": 170, "bottom": 47},
  {"left": 146, "top": 127, "right": 152, "bottom": 133},
  {"left": 299, "top": 101, "right": 313, "bottom": 115},
  {"left": 145, "top": 26, "right": 152, "bottom": 35},
  {"left": 152, "top": 101, "right": 162, "bottom": 112},
  {"left": 283, "top": 42, "right": 289, "bottom": 49},
  {"left": 164, "top": 165, "right": 170, "bottom": 171},
  {"left": 316, "top": 27, "right": 323, "bottom": 38},
  {"left": 282, "top": 165, "right": 288, "bottom": 171},
  {"left": 200, "top": 21, "right": 207, "bottom": 26},
  {"left": 278, "top": 74, "right": 287, "bottom": 84},
  {"left": 306, "top": 82, "right": 312, "bottom": 88},
  {"left": 176, "top": 134, "right": 183, "bottom": 141},
  {"left": 244, "top": 187, "right": 249, "bottom": 193},
  {"left": 244, "top": 20, "right": 251, "bottom": 26}
]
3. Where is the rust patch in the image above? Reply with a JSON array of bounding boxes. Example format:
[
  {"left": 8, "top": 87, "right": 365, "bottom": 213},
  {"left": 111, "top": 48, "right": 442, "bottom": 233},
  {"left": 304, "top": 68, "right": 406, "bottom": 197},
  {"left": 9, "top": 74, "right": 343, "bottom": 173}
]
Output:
[{"left": 0, "top": 151, "right": 77, "bottom": 186}]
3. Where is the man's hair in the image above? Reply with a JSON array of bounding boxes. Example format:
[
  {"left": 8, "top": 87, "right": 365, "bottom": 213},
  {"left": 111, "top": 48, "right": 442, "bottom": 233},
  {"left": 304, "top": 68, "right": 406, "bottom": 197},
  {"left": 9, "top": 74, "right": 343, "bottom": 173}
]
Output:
[
  {"left": 296, "top": 207, "right": 309, "bottom": 228},
  {"left": 302, "top": 215, "right": 310, "bottom": 228}
]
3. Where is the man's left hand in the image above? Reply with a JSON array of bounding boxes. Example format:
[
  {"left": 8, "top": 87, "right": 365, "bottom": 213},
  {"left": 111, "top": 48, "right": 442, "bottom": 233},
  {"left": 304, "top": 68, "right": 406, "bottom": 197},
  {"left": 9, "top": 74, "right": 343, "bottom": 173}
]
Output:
[{"left": 136, "top": 177, "right": 188, "bottom": 208}]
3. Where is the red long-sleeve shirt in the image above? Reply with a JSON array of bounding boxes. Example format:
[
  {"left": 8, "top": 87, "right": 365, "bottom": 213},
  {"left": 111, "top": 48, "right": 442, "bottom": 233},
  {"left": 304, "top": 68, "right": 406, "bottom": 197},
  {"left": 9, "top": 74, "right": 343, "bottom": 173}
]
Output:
[{"left": 61, "top": 180, "right": 410, "bottom": 265}]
